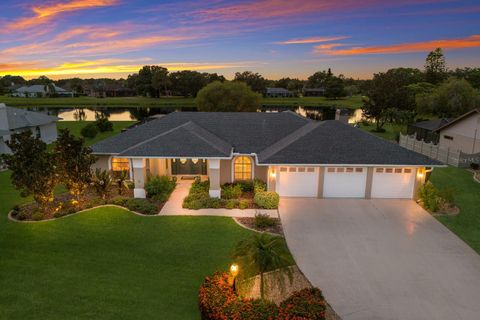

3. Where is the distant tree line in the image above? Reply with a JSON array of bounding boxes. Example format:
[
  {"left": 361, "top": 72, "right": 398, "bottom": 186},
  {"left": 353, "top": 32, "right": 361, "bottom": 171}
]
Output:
[{"left": 361, "top": 48, "right": 480, "bottom": 132}]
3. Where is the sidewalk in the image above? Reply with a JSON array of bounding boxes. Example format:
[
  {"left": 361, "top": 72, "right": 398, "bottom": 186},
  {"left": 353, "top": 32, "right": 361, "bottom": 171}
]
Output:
[{"left": 159, "top": 179, "right": 278, "bottom": 218}]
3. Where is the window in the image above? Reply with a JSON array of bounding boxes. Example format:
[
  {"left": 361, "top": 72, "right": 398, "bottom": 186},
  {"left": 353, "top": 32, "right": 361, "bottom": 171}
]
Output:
[
  {"left": 395, "top": 168, "right": 402, "bottom": 173},
  {"left": 35, "top": 126, "right": 41, "bottom": 138},
  {"left": 234, "top": 156, "right": 252, "bottom": 180},
  {"left": 298, "top": 167, "right": 306, "bottom": 172},
  {"left": 288, "top": 167, "right": 296, "bottom": 172},
  {"left": 376, "top": 168, "right": 384, "bottom": 173},
  {"left": 346, "top": 168, "right": 354, "bottom": 173},
  {"left": 355, "top": 168, "right": 363, "bottom": 173},
  {"left": 337, "top": 168, "right": 345, "bottom": 173},
  {"left": 404, "top": 168, "right": 412, "bottom": 173},
  {"left": 307, "top": 168, "right": 315, "bottom": 172},
  {"left": 280, "top": 167, "right": 287, "bottom": 172},
  {"left": 444, "top": 135, "right": 454, "bottom": 140},
  {"left": 386, "top": 168, "right": 393, "bottom": 173},
  {"left": 327, "top": 168, "right": 335, "bottom": 173},
  {"left": 112, "top": 158, "right": 130, "bottom": 171}
]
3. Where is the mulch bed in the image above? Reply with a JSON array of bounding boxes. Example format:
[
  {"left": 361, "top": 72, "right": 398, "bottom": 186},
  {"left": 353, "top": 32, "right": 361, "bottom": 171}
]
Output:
[{"left": 236, "top": 217, "right": 283, "bottom": 235}]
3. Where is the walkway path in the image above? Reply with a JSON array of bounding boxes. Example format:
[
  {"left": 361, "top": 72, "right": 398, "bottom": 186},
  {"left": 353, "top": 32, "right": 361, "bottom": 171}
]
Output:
[{"left": 159, "top": 179, "right": 278, "bottom": 218}]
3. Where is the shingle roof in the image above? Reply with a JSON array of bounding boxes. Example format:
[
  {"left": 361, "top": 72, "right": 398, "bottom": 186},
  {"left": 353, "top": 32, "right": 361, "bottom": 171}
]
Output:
[
  {"left": 434, "top": 108, "right": 480, "bottom": 132},
  {"left": 410, "top": 118, "right": 452, "bottom": 131},
  {"left": 15, "top": 84, "right": 69, "bottom": 93},
  {"left": 0, "top": 129, "right": 10, "bottom": 137},
  {"left": 91, "top": 111, "right": 309, "bottom": 155},
  {"left": 258, "top": 120, "right": 441, "bottom": 165},
  {"left": 91, "top": 111, "right": 440, "bottom": 166},
  {"left": 118, "top": 121, "right": 232, "bottom": 157},
  {"left": 1, "top": 104, "right": 59, "bottom": 129}
]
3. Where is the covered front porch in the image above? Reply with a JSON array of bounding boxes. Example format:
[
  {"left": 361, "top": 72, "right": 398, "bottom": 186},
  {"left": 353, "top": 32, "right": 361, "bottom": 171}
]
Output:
[{"left": 123, "top": 157, "right": 222, "bottom": 198}]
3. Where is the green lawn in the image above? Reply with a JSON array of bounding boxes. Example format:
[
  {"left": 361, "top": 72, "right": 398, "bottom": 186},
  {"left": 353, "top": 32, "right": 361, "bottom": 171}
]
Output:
[
  {"left": 1, "top": 95, "right": 363, "bottom": 109},
  {"left": 57, "top": 121, "right": 136, "bottom": 146},
  {"left": 358, "top": 123, "right": 407, "bottom": 141},
  {"left": 430, "top": 167, "right": 480, "bottom": 253},
  {"left": 0, "top": 170, "right": 253, "bottom": 319}
]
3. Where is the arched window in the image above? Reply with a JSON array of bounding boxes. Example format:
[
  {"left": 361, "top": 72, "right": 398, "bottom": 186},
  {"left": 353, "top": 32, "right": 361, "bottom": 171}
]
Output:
[
  {"left": 234, "top": 156, "right": 252, "bottom": 180},
  {"left": 111, "top": 158, "right": 130, "bottom": 172}
]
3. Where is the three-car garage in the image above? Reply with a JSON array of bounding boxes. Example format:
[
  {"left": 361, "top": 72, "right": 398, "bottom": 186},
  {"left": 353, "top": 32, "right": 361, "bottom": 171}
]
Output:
[{"left": 275, "top": 166, "right": 418, "bottom": 199}]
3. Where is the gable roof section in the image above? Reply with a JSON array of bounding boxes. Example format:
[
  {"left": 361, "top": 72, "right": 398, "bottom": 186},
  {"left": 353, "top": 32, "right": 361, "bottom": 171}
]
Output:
[
  {"left": 91, "top": 111, "right": 309, "bottom": 155},
  {"left": 3, "top": 105, "right": 59, "bottom": 129},
  {"left": 259, "top": 120, "right": 441, "bottom": 166},
  {"left": 15, "top": 84, "right": 69, "bottom": 93},
  {"left": 118, "top": 121, "right": 232, "bottom": 158},
  {"left": 410, "top": 118, "right": 452, "bottom": 131},
  {"left": 434, "top": 108, "right": 480, "bottom": 132}
]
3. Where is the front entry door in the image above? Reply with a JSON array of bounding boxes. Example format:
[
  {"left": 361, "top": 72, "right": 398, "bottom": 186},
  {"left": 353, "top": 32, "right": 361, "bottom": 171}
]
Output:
[{"left": 171, "top": 159, "right": 207, "bottom": 175}]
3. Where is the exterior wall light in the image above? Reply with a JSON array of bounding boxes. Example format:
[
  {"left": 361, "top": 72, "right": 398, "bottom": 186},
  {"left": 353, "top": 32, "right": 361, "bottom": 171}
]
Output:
[{"left": 270, "top": 171, "right": 276, "bottom": 179}]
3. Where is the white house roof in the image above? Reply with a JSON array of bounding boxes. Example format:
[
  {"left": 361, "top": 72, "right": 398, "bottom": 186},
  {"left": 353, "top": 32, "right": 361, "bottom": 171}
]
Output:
[{"left": 15, "top": 84, "right": 69, "bottom": 94}]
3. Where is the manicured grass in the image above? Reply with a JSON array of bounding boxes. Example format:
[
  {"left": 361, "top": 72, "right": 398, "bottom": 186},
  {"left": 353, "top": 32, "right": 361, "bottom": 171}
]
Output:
[
  {"left": 0, "top": 171, "right": 254, "bottom": 319},
  {"left": 1, "top": 95, "right": 363, "bottom": 109},
  {"left": 358, "top": 123, "right": 406, "bottom": 141},
  {"left": 430, "top": 167, "right": 480, "bottom": 253},
  {"left": 57, "top": 121, "right": 136, "bottom": 146}
]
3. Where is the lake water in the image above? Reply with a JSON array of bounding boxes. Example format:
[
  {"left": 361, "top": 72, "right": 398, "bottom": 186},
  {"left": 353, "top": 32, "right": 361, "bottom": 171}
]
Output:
[{"left": 27, "top": 106, "right": 363, "bottom": 123}]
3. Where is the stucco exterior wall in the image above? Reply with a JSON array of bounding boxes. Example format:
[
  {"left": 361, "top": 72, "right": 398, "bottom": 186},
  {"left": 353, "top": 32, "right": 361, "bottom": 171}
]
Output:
[
  {"left": 92, "top": 155, "right": 110, "bottom": 171},
  {"left": 0, "top": 137, "right": 10, "bottom": 155},
  {"left": 439, "top": 114, "right": 480, "bottom": 154},
  {"left": 39, "top": 123, "right": 58, "bottom": 144},
  {"left": 220, "top": 157, "right": 268, "bottom": 184},
  {"left": 148, "top": 158, "right": 169, "bottom": 176}
]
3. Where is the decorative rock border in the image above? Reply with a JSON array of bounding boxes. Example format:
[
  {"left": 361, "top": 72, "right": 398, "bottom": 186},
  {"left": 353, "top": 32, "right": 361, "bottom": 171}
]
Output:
[{"left": 7, "top": 204, "right": 156, "bottom": 223}]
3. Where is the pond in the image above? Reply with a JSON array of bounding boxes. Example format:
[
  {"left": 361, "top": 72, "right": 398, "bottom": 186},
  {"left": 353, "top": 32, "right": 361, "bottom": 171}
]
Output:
[{"left": 25, "top": 105, "right": 364, "bottom": 123}]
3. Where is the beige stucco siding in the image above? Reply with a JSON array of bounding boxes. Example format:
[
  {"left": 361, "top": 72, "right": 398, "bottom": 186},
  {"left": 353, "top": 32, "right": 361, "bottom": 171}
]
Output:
[
  {"left": 220, "top": 157, "right": 268, "bottom": 184},
  {"left": 92, "top": 155, "right": 110, "bottom": 171},
  {"left": 255, "top": 164, "right": 268, "bottom": 182},
  {"left": 439, "top": 114, "right": 480, "bottom": 154},
  {"left": 148, "top": 159, "right": 169, "bottom": 176}
]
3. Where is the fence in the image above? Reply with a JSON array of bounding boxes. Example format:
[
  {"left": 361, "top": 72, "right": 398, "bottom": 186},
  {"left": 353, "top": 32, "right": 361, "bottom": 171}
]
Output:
[{"left": 399, "top": 133, "right": 480, "bottom": 167}]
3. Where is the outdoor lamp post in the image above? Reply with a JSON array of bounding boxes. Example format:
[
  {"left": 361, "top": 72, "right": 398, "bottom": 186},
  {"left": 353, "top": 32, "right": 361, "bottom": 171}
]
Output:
[{"left": 230, "top": 263, "right": 239, "bottom": 291}]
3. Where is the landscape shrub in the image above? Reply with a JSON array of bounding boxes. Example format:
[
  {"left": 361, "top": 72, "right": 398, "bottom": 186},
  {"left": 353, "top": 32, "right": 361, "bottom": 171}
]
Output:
[
  {"left": 237, "top": 180, "right": 254, "bottom": 192},
  {"left": 111, "top": 197, "right": 129, "bottom": 207},
  {"left": 80, "top": 123, "right": 99, "bottom": 138},
  {"left": 145, "top": 175, "right": 176, "bottom": 202},
  {"left": 238, "top": 199, "right": 250, "bottom": 209},
  {"left": 124, "top": 198, "right": 157, "bottom": 215},
  {"left": 254, "top": 213, "right": 278, "bottom": 229},
  {"left": 95, "top": 117, "right": 113, "bottom": 132},
  {"left": 222, "top": 184, "right": 243, "bottom": 199},
  {"left": 471, "top": 163, "right": 479, "bottom": 171},
  {"left": 225, "top": 199, "right": 238, "bottom": 209},
  {"left": 417, "top": 181, "right": 455, "bottom": 212},
  {"left": 277, "top": 288, "right": 326, "bottom": 320},
  {"left": 31, "top": 209, "right": 44, "bottom": 221},
  {"left": 254, "top": 191, "right": 279, "bottom": 209},
  {"left": 253, "top": 179, "right": 267, "bottom": 193}
]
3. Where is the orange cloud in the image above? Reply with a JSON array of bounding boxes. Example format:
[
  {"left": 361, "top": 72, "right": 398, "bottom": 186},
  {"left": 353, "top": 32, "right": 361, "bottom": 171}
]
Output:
[
  {"left": 276, "top": 36, "right": 348, "bottom": 45},
  {"left": 315, "top": 35, "right": 480, "bottom": 55},
  {"left": 7, "top": 0, "right": 118, "bottom": 30}
]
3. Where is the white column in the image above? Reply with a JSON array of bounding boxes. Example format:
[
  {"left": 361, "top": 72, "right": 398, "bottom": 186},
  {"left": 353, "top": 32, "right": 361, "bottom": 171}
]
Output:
[
  {"left": 132, "top": 158, "right": 146, "bottom": 198},
  {"left": 208, "top": 159, "right": 221, "bottom": 198}
]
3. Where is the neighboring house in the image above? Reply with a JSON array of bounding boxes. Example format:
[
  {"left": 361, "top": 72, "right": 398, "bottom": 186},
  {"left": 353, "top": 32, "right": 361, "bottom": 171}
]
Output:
[
  {"left": 265, "top": 87, "right": 294, "bottom": 98},
  {"left": 302, "top": 87, "right": 325, "bottom": 97},
  {"left": 91, "top": 111, "right": 440, "bottom": 200},
  {"left": 0, "top": 103, "right": 59, "bottom": 156},
  {"left": 12, "top": 84, "right": 73, "bottom": 98},
  {"left": 407, "top": 118, "right": 452, "bottom": 144},
  {"left": 434, "top": 108, "right": 480, "bottom": 155}
]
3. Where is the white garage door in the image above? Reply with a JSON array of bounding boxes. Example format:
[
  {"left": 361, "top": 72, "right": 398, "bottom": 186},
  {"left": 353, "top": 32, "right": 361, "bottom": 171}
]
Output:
[
  {"left": 323, "top": 167, "right": 367, "bottom": 198},
  {"left": 278, "top": 167, "right": 318, "bottom": 197},
  {"left": 371, "top": 168, "right": 415, "bottom": 199}
]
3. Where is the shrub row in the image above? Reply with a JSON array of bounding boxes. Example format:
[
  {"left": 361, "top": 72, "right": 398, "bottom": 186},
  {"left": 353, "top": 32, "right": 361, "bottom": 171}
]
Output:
[
  {"left": 417, "top": 181, "right": 454, "bottom": 212},
  {"left": 111, "top": 197, "right": 158, "bottom": 215},
  {"left": 254, "top": 191, "right": 279, "bottom": 209},
  {"left": 145, "top": 175, "right": 176, "bottom": 202},
  {"left": 199, "top": 272, "right": 326, "bottom": 320}
]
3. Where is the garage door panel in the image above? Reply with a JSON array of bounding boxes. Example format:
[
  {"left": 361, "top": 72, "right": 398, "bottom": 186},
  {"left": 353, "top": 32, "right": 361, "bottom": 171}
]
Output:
[
  {"left": 278, "top": 167, "right": 318, "bottom": 197},
  {"left": 323, "top": 167, "right": 367, "bottom": 198},
  {"left": 371, "top": 168, "right": 415, "bottom": 199}
]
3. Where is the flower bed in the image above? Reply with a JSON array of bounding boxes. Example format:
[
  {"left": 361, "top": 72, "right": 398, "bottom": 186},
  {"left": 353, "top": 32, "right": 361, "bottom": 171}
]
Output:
[
  {"left": 183, "top": 178, "right": 279, "bottom": 210},
  {"left": 236, "top": 215, "right": 283, "bottom": 235},
  {"left": 199, "top": 272, "right": 326, "bottom": 320}
]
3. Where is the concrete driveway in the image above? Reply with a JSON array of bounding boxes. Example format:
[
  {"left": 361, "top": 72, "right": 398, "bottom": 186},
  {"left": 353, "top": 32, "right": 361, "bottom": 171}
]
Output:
[{"left": 280, "top": 199, "right": 480, "bottom": 320}]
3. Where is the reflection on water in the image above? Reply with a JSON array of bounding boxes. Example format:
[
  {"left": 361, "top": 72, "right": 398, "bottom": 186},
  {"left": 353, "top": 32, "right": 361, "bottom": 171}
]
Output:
[{"left": 28, "top": 105, "right": 364, "bottom": 123}]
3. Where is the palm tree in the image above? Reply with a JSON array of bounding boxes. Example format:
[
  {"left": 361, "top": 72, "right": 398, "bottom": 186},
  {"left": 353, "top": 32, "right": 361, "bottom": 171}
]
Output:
[
  {"left": 232, "top": 233, "right": 293, "bottom": 299},
  {"left": 116, "top": 170, "right": 130, "bottom": 195}
]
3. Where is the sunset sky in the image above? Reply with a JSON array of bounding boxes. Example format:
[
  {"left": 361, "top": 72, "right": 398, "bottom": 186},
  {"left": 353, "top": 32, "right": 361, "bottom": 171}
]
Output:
[{"left": 0, "top": 0, "right": 479, "bottom": 80}]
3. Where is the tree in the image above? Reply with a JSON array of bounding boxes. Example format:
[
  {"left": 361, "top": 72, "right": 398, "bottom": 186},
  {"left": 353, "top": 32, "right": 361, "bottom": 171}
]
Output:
[
  {"left": 1, "top": 131, "right": 56, "bottom": 212},
  {"left": 450, "top": 67, "right": 480, "bottom": 89},
  {"left": 54, "top": 129, "right": 96, "bottom": 201},
  {"left": 151, "top": 66, "right": 170, "bottom": 97},
  {"left": 196, "top": 81, "right": 261, "bottom": 112},
  {"left": 416, "top": 77, "right": 479, "bottom": 117},
  {"left": 425, "top": 48, "right": 447, "bottom": 84},
  {"left": 362, "top": 68, "right": 422, "bottom": 131},
  {"left": 306, "top": 71, "right": 329, "bottom": 88},
  {"left": 169, "top": 70, "right": 208, "bottom": 97},
  {"left": 234, "top": 71, "right": 268, "bottom": 93},
  {"left": 232, "top": 233, "right": 293, "bottom": 299},
  {"left": 324, "top": 76, "right": 346, "bottom": 99}
]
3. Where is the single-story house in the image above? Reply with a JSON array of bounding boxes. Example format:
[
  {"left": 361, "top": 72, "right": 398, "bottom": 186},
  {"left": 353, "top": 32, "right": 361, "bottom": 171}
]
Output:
[
  {"left": 91, "top": 111, "right": 441, "bottom": 199},
  {"left": 407, "top": 118, "right": 452, "bottom": 143},
  {"left": 265, "top": 87, "right": 294, "bottom": 98},
  {"left": 12, "top": 84, "right": 73, "bottom": 98},
  {"left": 433, "top": 108, "right": 480, "bottom": 155},
  {"left": 0, "top": 103, "right": 59, "bottom": 155},
  {"left": 302, "top": 87, "right": 325, "bottom": 97}
]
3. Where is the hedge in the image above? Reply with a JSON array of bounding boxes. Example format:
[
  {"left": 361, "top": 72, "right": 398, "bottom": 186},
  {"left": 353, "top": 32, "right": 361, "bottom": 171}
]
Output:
[{"left": 254, "top": 191, "right": 279, "bottom": 209}]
